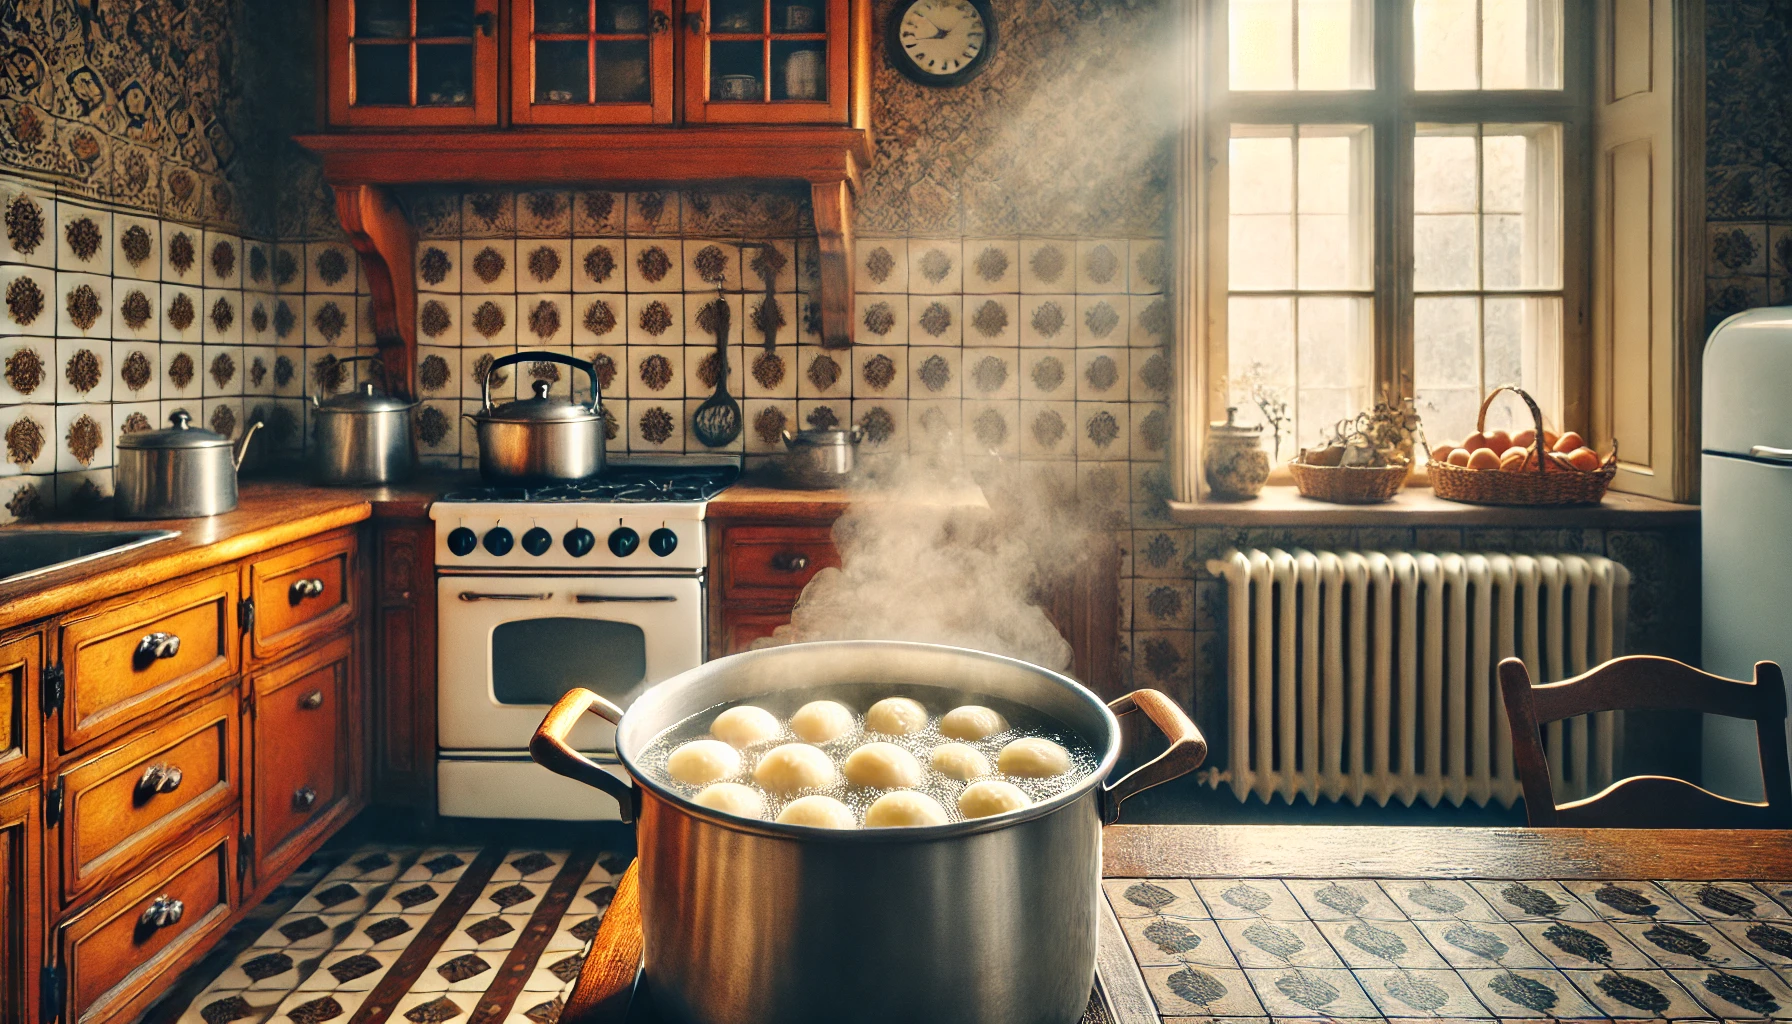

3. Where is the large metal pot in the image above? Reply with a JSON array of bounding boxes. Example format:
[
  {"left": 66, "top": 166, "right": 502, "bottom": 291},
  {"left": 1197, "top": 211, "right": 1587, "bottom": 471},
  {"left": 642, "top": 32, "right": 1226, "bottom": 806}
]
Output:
[
  {"left": 467, "top": 351, "right": 604, "bottom": 482},
  {"left": 115, "top": 411, "right": 262, "bottom": 519},
  {"left": 311, "top": 355, "right": 416, "bottom": 485},
  {"left": 779, "top": 424, "right": 860, "bottom": 489},
  {"left": 531, "top": 641, "right": 1206, "bottom": 1024}
]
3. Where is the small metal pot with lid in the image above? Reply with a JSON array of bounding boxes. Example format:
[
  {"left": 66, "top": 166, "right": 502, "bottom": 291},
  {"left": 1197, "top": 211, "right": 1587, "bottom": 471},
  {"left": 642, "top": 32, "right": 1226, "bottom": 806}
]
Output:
[
  {"left": 116, "top": 411, "right": 263, "bottom": 519},
  {"left": 466, "top": 351, "right": 605, "bottom": 482},
  {"left": 779, "top": 424, "right": 861, "bottom": 489},
  {"left": 311, "top": 355, "right": 417, "bottom": 486}
]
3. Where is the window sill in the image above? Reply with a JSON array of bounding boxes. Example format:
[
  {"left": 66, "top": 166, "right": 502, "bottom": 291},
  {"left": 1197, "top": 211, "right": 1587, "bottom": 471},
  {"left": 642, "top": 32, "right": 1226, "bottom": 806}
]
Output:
[{"left": 1165, "top": 485, "right": 1698, "bottom": 527}]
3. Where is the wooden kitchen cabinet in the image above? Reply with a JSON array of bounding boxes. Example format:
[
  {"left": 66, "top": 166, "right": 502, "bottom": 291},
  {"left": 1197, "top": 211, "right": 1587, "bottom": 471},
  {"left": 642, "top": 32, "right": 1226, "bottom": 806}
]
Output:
[
  {"left": 247, "top": 635, "right": 361, "bottom": 884},
  {"left": 0, "top": 631, "right": 40, "bottom": 793},
  {"left": 246, "top": 529, "right": 358, "bottom": 662},
  {"left": 510, "top": 0, "right": 676, "bottom": 124},
  {"left": 682, "top": 0, "right": 853, "bottom": 123},
  {"left": 370, "top": 519, "right": 437, "bottom": 817},
  {"left": 0, "top": 784, "right": 42, "bottom": 1024},
  {"left": 326, "top": 0, "right": 502, "bottom": 127}
]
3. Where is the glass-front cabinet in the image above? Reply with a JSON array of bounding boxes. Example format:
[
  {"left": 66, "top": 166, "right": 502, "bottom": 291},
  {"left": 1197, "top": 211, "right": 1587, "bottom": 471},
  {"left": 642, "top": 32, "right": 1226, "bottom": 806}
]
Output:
[
  {"left": 325, "top": 0, "right": 852, "bottom": 127},
  {"left": 682, "top": 0, "right": 851, "bottom": 123},
  {"left": 327, "top": 0, "right": 502, "bottom": 126},
  {"left": 511, "top": 0, "right": 676, "bottom": 124}
]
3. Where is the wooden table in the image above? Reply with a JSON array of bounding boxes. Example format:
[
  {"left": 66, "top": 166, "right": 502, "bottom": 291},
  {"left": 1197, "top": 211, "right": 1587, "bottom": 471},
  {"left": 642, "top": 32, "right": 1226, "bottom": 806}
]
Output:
[{"left": 569, "top": 827, "right": 1792, "bottom": 1023}]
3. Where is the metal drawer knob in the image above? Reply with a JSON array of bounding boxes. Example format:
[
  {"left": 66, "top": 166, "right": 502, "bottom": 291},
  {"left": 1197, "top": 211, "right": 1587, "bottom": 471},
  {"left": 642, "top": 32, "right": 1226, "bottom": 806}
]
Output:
[
  {"left": 299, "top": 689, "right": 325, "bottom": 710},
  {"left": 140, "top": 895, "right": 184, "bottom": 929},
  {"left": 293, "top": 785, "right": 318, "bottom": 811},
  {"left": 134, "top": 631, "right": 181, "bottom": 666},
  {"left": 771, "top": 552, "right": 809, "bottom": 572},
  {"left": 289, "top": 578, "right": 326, "bottom": 604},
  {"left": 136, "top": 764, "right": 183, "bottom": 797}
]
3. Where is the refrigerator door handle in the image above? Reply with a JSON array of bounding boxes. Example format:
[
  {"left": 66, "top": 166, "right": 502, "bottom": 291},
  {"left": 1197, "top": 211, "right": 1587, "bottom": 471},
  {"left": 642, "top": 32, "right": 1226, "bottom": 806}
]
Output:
[{"left": 1750, "top": 445, "right": 1792, "bottom": 463}]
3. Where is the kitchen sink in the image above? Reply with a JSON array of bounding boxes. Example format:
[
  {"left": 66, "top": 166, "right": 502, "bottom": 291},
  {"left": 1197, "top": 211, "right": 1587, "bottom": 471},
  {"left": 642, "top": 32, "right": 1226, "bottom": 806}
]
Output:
[{"left": 0, "top": 529, "right": 179, "bottom": 585}]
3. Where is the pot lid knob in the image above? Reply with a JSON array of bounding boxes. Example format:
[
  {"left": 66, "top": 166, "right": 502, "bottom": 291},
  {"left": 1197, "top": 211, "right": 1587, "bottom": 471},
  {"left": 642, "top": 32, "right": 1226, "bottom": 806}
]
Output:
[
  {"left": 169, "top": 410, "right": 192, "bottom": 430},
  {"left": 532, "top": 379, "right": 552, "bottom": 398}
]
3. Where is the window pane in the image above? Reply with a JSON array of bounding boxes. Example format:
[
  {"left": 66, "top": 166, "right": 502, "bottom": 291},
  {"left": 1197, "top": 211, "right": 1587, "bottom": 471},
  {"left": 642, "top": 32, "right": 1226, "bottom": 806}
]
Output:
[
  {"left": 1230, "top": 0, "right": 1293, "bottom": 90},
  {"left": 1297, "top": 128, "right": 1370, "bottom": 288},
  {"left": 1414, "top": 296, "right": 1562, "bottom": 447},
  {"left": 354, "top": 44, "right": 411, "bottom": 105},
  {"left": 1296, "top": 296, "right": 1373, "bottom": 450},
  {"left": 356, "top": 0, "right": 410, "bottom": 38},
  {"left": 1228, "top": 296, "right": 1296, "bottom": 458},
  {"left": 1414, "top": 130, "right": 1479, "bottom": 291},
  {"left": 416, "top": 0, "right": 475, "bottom": 37},
  {"left": 1482, "top": 296, "right": 1562, "bottom": 430},
  {"left": 1296, "top": 0, "right": 1370, "bottom": 89},
  {"left": 1414, "top": 296, "right": 1481, "bottom": 445},
  {"left": 1483, "top": 125, "right": 1562, "bottom": 289},
  {"left": 1483, "top": 0, "right": 1561, "bottom": 89},
  {"left": 1229, "top": 132, "right": 1294, "bottom": 290},
  {"left": 416, "top": 42, "right": 474, "bottom": 104},
  {"left": 1413, "top": 0, "right": 1478, "bottom": 89},
  {"left": 1416, "top": 0, "right": 1562, "bottom": 90},
  {"left": 536, "top": 0, "right": 590, "bottom": 33},
  {"left": 536, "top": 40, "right": 590, "bottom": 103},
  {"left": 594, "top": 41, "right": 652, "bottom": 103}
]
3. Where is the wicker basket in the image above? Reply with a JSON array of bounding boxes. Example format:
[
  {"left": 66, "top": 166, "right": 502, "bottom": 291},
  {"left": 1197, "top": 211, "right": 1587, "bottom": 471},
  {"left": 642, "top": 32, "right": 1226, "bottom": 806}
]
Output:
[
  {"left": 1428, "top": 386, "right": 1617, "bottom": 506},
  {"left": 1290, "top": 460, "right": 1411, "bottom": 504}
]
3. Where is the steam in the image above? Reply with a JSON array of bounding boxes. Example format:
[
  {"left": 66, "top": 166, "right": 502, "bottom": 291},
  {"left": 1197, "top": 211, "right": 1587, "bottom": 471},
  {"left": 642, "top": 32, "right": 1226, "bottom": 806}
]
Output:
[{"left": 762, "top": 450, "right": 1102, "bottom": 673}]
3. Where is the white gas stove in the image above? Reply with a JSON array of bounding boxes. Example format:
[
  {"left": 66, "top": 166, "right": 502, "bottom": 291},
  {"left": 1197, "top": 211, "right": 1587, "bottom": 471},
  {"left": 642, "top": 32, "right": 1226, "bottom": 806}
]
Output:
[{"left": 429, "top": 462, "right": 738, "bottom": 820}]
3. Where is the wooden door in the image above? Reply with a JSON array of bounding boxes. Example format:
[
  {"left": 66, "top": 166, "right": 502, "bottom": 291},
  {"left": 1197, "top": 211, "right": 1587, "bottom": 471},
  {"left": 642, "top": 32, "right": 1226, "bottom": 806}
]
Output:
[
  {"left": 681, "top": 0, "right": 853, "bottom": 123},
  {"left": 0, "top": 786, "right": 42, "bottom": 1024},
  {"left": 327, "top": 0, "right": 502, "bottom": 127},
  {"left": 511, "top": 0, "right": 676, "bottom": 124},
  {"left": 0, "top": 631, "right": 39, "bottom": 794}
]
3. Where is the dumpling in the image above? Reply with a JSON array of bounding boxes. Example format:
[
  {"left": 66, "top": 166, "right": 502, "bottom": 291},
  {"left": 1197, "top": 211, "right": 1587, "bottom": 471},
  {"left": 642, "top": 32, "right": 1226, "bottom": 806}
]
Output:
[
  {"left": 863, "top": 790, "right": 949, "bottom": 828},
  {"left": 929, "top": 742, "right": 992, "bottom": 781},
  {"left": 940, "top": 705, "right": 1009, "bottom": 741},
  {"left": 752, "top": 743, "right": 837, "bottom": 794},
  {"left": 997, "top": 737, "right": 1072, "bottom": 778},
  {"left": 776, "top": 795, "right": 857, "bottom": 829},
  {"left": 667, "top": 739, "right": 741, "bottom": 786},
  {"left": 865, "top": 697, "right": 928, "bottom": 736},
  {"left": 958, "top": 780, "right": 1031, "bottom": 819},
  {"left": 693, "top": 783, "right": 766, "bottom": 819},
  {"left": 842, "top": 742, "right": 922, "bottom": 788},
  {"left": 790, "top": 700, "right": 855, "bottom": 744},
  {"left": 711, "top": 705, "right": 780, "bottom": 748}
]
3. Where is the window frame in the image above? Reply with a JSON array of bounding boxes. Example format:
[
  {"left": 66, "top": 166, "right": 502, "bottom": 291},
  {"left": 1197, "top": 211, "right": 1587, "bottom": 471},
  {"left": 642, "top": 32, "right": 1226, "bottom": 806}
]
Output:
[{"left": 1177, "top": 0, "right": 1594, "bottom": 500}]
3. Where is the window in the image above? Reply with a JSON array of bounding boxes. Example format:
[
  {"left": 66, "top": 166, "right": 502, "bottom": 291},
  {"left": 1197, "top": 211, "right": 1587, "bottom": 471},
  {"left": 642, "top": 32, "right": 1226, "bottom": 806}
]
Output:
[{"left": 1194, "top": 0, "right": 1588, "bottom": 471}]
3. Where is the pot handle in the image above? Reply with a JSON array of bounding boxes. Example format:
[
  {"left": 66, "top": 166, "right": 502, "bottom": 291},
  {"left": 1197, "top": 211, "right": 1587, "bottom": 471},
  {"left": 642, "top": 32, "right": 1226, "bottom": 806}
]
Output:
[
  {"left": 487, "top": 351, "right": 600, "bottom": 413},
  {"left": 530, "top": 688, "right": 638, "bottom": 823},
  {"left": 232, "top": 421, "right": 264, "bottom": 471},
  {"left": 1099, "top": 690, "right": 1207, "bottom": 825}
]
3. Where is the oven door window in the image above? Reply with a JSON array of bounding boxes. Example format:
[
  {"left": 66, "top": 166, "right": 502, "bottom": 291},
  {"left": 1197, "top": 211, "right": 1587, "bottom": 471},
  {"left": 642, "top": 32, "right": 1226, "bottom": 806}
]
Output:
[{"left": 490, "top": 617, "right": 647, "bottom": 706}]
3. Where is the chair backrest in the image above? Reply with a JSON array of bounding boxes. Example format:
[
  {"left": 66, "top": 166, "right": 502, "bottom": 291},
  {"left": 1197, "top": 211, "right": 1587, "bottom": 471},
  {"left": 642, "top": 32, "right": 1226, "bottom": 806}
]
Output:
[{"left": 1498, "top": 654, "right": 1792, "bottom": 828}]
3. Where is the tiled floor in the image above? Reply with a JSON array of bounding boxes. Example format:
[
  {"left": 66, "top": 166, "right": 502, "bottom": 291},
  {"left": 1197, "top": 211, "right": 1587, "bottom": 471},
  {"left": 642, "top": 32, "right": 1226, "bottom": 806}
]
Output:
[
  {"left": 1107, "top": 876, "right": 1792, "bottom": 1021},
  {"left": 161, "top": 844, "right": 629, "bottom": 1024}
]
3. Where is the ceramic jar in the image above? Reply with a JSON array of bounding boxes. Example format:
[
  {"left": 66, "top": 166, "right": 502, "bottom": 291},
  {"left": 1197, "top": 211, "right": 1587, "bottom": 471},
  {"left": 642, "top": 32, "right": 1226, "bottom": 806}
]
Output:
[{"left": 1204, "top": 407, "right": 1270, "bottom": 499}]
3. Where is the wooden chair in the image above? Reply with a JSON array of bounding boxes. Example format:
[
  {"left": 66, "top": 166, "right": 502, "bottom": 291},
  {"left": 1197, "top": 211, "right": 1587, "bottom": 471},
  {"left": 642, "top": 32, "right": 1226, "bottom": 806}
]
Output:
[{"left": 1498, "top": 654, "right": 1792, "bottom": 828}]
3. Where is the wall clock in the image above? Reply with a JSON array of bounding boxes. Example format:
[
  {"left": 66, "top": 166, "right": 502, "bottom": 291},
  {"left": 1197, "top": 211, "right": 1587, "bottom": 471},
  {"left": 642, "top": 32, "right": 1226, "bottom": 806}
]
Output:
[{"left": 887, "top": 0, "right": 997, "bottom": 86}]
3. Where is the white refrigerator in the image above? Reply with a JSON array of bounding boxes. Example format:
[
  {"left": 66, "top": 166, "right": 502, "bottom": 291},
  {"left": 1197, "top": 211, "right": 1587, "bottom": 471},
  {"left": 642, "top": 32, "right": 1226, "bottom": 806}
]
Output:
[{"left": 1702, "top": 306, "right": 1792, "bottom": 800}]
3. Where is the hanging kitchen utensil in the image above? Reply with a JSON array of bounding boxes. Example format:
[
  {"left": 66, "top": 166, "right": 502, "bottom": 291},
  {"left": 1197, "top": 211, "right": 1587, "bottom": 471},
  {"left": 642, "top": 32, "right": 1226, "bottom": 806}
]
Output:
[{"left": 691, "top": 293, "right": 742, "bottom": 447}]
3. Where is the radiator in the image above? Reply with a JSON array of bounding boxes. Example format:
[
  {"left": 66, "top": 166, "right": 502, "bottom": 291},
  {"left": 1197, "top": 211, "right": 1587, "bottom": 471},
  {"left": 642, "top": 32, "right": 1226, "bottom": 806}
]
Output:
[{"left": 1205, "top": 549, "right": 1630, "bottom": 809}]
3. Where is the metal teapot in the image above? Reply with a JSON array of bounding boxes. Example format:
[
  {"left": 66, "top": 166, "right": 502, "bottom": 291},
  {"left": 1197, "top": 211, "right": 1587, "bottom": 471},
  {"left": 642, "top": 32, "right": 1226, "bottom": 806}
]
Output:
[{"left": 779, "top": 425, "right": 861, "bottom": 489}]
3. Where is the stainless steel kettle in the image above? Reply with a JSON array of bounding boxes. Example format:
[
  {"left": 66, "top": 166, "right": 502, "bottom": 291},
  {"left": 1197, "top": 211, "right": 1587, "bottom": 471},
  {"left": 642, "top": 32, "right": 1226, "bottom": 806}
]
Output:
[
  {"left": 115, "top": 412, "right": 262, "bottom": 519},
  {"left": 779, "top": 424, "right": 861, "bottom": 489},
  {"left": 310, "top": 355, "right": 417, "bottom": 486}
]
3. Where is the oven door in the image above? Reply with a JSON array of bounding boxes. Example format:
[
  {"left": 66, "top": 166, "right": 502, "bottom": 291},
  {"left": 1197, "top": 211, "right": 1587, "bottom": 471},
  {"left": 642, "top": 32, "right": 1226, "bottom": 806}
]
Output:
[{"left": 437, "top": 573, "right": 704, "bottom": 753}]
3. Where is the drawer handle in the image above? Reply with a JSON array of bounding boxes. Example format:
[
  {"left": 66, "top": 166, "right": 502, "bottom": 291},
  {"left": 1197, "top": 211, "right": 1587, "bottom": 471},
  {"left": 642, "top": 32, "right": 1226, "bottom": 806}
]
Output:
[
  {"left": 299, "top": 689, "right": 325, "bottom": 710},
  {"left": 293, "top": 785, "right": 318, "bottom": 811},
  {"left": 140, "top": 895, "right": 184, "bottom": 929},
  {"left": 771, "top": 552, "right": 810, "bottom": 572},
  {"left": 136, "top": 764, "right": 184, "bottom": 798},
  {"left": 134, "top": 631, "right": 181, "bottom": 666},
  {"left": 289, "top": 578, "right": 326, "bottom": 604}
]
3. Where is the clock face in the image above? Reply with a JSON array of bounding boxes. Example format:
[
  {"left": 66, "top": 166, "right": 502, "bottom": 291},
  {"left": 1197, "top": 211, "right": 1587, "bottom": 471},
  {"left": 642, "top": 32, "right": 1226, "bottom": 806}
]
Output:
[{"left": 896, "top": 0, "right": 989, "bottom": 80}]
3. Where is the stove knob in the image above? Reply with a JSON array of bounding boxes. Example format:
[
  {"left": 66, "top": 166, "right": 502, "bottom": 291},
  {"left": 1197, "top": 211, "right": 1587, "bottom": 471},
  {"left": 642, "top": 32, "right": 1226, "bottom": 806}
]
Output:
[
  {"left": 563, "top": 527, "right": 596, "bottom": 557},
  {"left": 648, "top": 527, "right": 679, "bottom": 557},
  {"left": 521, "top": 527, "right": 553, "bottom": 556},
  {"left": 482, "top": 527, "right": 514, "bottom": 556},
  {"left": 607, "top": 527, "right": 640, "bottom": 557},
  {"left": 446, "top": 527, "right": 478, "bottom": 556}
]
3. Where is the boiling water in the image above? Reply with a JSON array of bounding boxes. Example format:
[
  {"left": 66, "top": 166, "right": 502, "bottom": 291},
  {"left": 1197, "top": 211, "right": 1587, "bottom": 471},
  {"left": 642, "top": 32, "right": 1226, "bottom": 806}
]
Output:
[{"left": 635, "top": 684, "right": 1101, "bottom": 826}]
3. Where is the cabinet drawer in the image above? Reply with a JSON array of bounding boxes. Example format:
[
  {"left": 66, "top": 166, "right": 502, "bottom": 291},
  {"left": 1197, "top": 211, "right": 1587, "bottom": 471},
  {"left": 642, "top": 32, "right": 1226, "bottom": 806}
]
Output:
[
  {"left": 59, "top": 689, "right": 237, "bottom": 905},
  {"left": 249, "top": 531, "right": 356, "bottom": 660},
  {"left": 58, "top": 820, "right": 236, "bottom": 1024},
  {"left": 721, "top": 526, "right": 839, "bottom": 599},
  {"left": 0, "top": 630, "right": 40, "bottom": 791},
  {"left": 58, "top": 571, "right": 237, "bottom": 753},
  {"left": 252, "top": 635, "right": 355, "bottom": 877},
  {"left": 720, "top": 608, "right": 790, "bottom": 655}
]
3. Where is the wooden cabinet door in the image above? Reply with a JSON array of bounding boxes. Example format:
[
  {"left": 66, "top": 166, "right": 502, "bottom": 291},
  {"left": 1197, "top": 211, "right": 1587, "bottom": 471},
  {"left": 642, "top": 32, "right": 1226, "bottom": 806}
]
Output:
[
  {"left": 371, "top": 522, "right": 436, "bottom": 814},
  {"left": 681, "top": 0, "right": 853, "bottom": 123},
  {"left": 327, "top": 0, "right": 502, "bottom": 127},
  {"left": 0, "top": 786, "right": 42, "bottom": 1024},
  {"left": 511, "top": 0, "right": 676, "bottom": 124},
  {"left": 249, "top": 636, "right": 360, "bottom": 884},
  {"left": 0, "top": 631, "right": 39, "bottom": 794}
]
